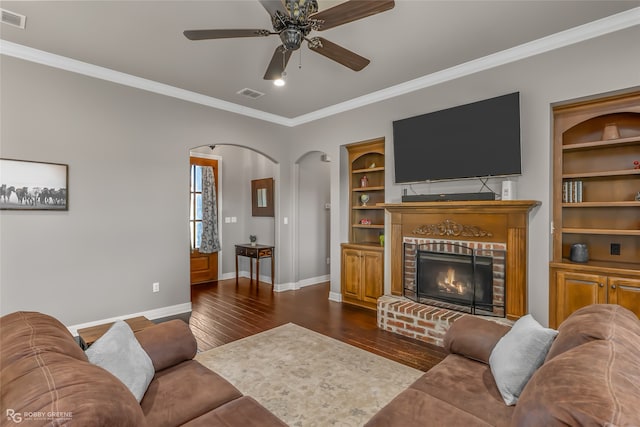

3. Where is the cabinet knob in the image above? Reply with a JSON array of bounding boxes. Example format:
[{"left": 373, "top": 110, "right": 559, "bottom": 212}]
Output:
[
  {"left": 599, "top": 283, "right": 604, "bottom": 287},
  {"left": 611, "top": 285, "right": 616, "bottom": 289}
]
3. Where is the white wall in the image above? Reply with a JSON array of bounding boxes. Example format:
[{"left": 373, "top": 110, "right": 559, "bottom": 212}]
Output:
[
  {"left": 296, "top": 151, "right": 331, "bottom": 283},
  {"left": 0, "top": 56, "right": 292, "bottom": 325},
  {"left": 1, "top": 25, "right": 639, "bottom": 326},
  {"left": 288, "top": 26, "right": 640, "bottom": 324},
  {"left": 208, "top": 145, "right": 276, "bottom": 278}
]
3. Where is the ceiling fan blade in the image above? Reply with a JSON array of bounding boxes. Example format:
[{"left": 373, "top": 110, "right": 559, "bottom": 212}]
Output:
[
  {"left": 264, "top": 45, "right": 293, "bottom": 80},
  {"left": 183, "top": 29, "right": 272, "bottom": 40},
  {"left": 308, "top": 37, "right": 370, "bottom": 72},
  {"left": 258, "top": 0, "right": 287, "bottom": 17},
  {"left": 312, "top": 0, "right": 395, "bottom": 31}
]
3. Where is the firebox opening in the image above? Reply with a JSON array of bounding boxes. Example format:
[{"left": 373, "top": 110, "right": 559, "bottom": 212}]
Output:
[{"left": 416, "top": 249, "right": 496, "bottom": 315}]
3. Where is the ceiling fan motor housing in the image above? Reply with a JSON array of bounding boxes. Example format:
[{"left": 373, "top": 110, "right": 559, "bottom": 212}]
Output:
[{"left": 280, "top": 27, "right": 304, "bottom": 50}]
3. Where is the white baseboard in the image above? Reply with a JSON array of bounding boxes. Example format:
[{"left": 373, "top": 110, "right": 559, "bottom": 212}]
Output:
[
  {"left": 66, "top": 302, "right": 192, "bottom": 336},
  {"left": 218, "top": 272, "right": 329, "bottom": 293},
  {"left": 297, "top": 274, "right": 330, "bottom": 289},
  {"left": 328, "top": 292, "right": 342, "bottom": 303}
]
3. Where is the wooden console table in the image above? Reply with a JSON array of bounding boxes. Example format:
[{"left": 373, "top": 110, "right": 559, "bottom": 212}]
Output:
[
  {"left": 77, "top": 316, "right": 154, "bottom": 349},
  {"left": 235, "top": 244, "right": 275, "bottom": 290}
]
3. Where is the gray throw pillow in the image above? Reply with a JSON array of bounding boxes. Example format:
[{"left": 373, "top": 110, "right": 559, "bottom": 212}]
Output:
[
  {"left": 85, "top": 320, "right": 155, "bottom": 402},
  {"left": 489, "top": 314, "right": 558, "bottom": 406}
]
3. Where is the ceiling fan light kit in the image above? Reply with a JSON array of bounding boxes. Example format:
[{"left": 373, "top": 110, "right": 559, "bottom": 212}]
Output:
[{"left": 183, "top": 0, "right": 395, "bottom": 81}]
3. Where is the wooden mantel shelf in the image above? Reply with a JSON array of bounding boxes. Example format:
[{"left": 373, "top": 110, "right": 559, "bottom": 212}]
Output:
[
  {"left": 382, "top": 200, "right": 541, "bottom": 212},
  {"left": 383, "top": 199, "right": 541, "bottom": 320}
]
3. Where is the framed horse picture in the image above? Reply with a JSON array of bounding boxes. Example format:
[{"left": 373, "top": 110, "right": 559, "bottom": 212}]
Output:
[{"left": 0, "top": 158, "right": 68, "bottom": 210}]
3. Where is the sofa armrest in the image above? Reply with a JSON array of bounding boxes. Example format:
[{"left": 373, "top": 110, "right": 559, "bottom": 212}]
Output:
[
  {"left": 135, "top": 320, "right": 197, "bottom": 371},
  {"left": 443, "top": 316, "right": 511, "bottom": 364}
]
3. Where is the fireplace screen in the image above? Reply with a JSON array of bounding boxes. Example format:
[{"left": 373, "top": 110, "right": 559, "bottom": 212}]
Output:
[
  {"left": 418, "top": 251, "right": 493, "bottom": 307},
  {"left": 403, "top": 241, "right": 506, "bottom": 317}
]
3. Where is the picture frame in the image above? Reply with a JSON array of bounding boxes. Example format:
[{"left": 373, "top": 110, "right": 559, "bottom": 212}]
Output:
[
  {"left": 0, "top": 158, "right": 69, "bottom": 210},
  {"left": 251, "top": 177, "right": 274, "bottom": 217}
]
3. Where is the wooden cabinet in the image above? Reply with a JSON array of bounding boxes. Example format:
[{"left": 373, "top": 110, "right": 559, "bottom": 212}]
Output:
[
  {"left": 550, "top": 263, "right": 640, "bottom": 327},
  {"left": 341, "top": 244, "right": 383, "bottom": 308},
  {"left": 341, "top": 138, "right": 385, "bottom": 309},
  {"left": 550, "top": 90, "right": 640, "bottom": 327}
]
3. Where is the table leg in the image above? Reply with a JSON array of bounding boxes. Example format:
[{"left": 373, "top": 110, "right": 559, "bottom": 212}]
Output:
[
  {"left": 235, "top": 254, "right": 239, "bottom": 285},
  {"left": 271, "top": 254, "right": 275, "bottom": 292},
  {"left": 250, "top": 257, "right": 254, "bottom": 284},
  {"left": 257, "top": 257, "right": 260, "bottom": 286}
]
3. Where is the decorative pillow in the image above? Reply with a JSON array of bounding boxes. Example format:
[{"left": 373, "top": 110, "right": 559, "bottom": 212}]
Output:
[
  {"left": 489, "top": 314, "right": 558, "bottom": 406},
  {"left": 85, "top": 320, "right": 155, "bottom": 402}
]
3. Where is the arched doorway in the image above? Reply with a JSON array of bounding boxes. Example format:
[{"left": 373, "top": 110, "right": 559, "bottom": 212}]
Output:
[
  {"left": 190, "top": 144, "right": 278, "bottom": 287},
  {"left": 294, "top": 151, "right": 331, "bottom": 288}
]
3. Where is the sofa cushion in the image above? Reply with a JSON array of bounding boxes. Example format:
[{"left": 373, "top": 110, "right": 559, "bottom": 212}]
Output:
[
  {"left": 409, "top": 354, "right": 514, "bottom": 426},
  {"left": 0, "top": 311, "right": 88, "bottom": 364},
  {"left": 444, "top": 315, "right": 511, "bottom": 364},
  {"left": 135, "top": 319, "right": 197, "bottom": 371},
  {"left": 546, "top": 303, "right": 640, "bottom": 361},
  {"left": 85, "top": 320, "right": 155, "bottom": 402},
  {"left": 182, "top": 396, "right": 287, "bottom": 427},
  {"left": 489, "top": 314, "right": 557, "bottom": 405},
  {"left": 512, "top": 339, "right": 640, "bottom": 427},
  {"left": 141, "top": 360, "right": 243, "bottom": 427},
  {"left": 1, "top": 312, "right": 146, "bottom": 426},
  {"left": 364, "top": 388, "right": 494, "bottom": 427}
]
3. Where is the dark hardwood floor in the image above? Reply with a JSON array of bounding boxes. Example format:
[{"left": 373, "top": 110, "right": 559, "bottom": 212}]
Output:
[{"left": 189, "top": 278, "right": 446, "bottom": 371}]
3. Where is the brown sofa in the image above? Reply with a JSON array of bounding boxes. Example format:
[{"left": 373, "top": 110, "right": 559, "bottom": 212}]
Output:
[
  {"left": 0, "top": 311, "right": 286, "bottom": 426},
  {"left": 366, "top": 304, "right": 640, "bottom": 426}
]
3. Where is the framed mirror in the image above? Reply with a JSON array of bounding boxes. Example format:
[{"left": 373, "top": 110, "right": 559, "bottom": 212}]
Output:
[{"left": 251, "top": 177, "right": 274, "bottom": 217}]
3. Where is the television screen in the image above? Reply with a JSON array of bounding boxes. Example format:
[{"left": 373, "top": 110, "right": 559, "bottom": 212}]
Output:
[{"left": 392, "top": 92, "right": 521, "bottom": 183}]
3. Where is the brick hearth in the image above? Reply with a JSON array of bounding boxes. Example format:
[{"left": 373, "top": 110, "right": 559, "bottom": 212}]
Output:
[{"left": 378, "top": 295, "right": 513, "bottom": 347}]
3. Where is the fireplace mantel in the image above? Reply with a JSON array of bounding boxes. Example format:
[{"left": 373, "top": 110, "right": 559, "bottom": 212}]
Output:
[{"left": 383, "top": 200, "right": 540, "bottom": 320}]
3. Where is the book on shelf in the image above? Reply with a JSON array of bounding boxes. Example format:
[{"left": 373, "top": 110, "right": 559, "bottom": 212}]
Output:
[{"left": 562, "top": 180, "right": 583, "bottom": 203}]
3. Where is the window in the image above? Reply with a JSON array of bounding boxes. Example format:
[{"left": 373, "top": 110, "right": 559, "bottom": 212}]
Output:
[{"left": 190, "top": 164, "right": 203, "bottom": 250}]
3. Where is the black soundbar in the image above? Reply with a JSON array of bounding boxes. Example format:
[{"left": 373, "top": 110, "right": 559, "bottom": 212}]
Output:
[{"left": 402, "top": 192, "right": 496, "bottom": 202}]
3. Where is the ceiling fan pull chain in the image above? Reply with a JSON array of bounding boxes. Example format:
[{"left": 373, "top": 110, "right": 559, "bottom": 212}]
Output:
[{"left": 299, "top": 48, "right": 302, "bottom": 69}]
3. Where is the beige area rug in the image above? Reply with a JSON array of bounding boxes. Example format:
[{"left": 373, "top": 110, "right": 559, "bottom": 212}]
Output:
[{"left": 195, "top": 323, "right": 423, "bottom": 426}]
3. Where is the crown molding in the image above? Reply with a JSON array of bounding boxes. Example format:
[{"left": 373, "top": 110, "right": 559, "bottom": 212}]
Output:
[
  {"left": 289, "top": 7, "right": 640, "bottom": 126},
  {"left": 1, "top": 7, "right": 638, "bottom": 128},
  {"left": 0, "top": 39, "right": 291, "bottom": 127}
]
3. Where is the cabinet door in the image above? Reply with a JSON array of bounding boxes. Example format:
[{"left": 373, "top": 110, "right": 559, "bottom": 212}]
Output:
[
  {"left": 555, "top": 271, "right": 607, "bottom": 325},
  {"left": 608, "top": 277, "right": 640, "bottom": 319},
  {"left": 361, "top": 250, "right": 383, "bottom": 304},
  {"left": 342, "top": 248, "right": 362, "bottom": 299}
]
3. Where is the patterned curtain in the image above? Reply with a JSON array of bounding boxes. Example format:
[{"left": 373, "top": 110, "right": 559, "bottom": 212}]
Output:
[{"left": 199, "top": 166, "right": 220, "bottom": 253}]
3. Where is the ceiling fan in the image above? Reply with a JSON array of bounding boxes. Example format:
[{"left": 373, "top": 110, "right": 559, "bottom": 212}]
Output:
[{"left": 183, "top": 0, "right": 395, "bottom": 81}]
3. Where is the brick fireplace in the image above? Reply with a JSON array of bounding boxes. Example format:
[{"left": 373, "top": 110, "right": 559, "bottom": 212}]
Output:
[{"left": 379, "top": 200, "right": 539, "bottom": 345}]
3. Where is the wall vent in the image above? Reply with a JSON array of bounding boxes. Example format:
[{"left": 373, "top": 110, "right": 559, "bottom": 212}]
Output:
[
  {"left": 237, "top": 88, "right": 265, "bottom": 99},
  {"left": 1, "top": 9, "right": 26, "bottom": 29}
]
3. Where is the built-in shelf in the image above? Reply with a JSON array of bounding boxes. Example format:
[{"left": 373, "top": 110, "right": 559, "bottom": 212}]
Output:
[
  {"left": 352, "top": 186, "right": 384, "bottom": 192},
  {"left": 562, "top": 228, "right": 640, "bottom": 236},
  {"left": 353, "top": 167, "right": 385, "bottom": 174},
  {"left": 344, "top": 138, "right": 386, "bottom": 311},
  {"left": 562, "top": 201, "right": 640, "bottom": 207},
  {"left": 562, "top": 169, "right": 640, "bottom": 179},
  {"left": 562, "top": 135, "right": 640, "bottom": 151},
  {"left": 550, "top": 90, "right": 640, "bottom": 328},
  {"left": 352, "top": 206, "right": 385, "bottom": 210}
]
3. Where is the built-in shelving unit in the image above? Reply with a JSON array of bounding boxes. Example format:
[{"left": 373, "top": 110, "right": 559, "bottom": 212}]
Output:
[
  {"left": 549, "top": 90, "right": 640, "bottom": 327},
  {"left": 341, "top": 138, "right": 385, "bottom": 310}
]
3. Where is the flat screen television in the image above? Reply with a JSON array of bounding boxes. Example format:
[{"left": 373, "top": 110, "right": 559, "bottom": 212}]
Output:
[{"left": 392, "top": 92, "right": 521, "bottom": 183}]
